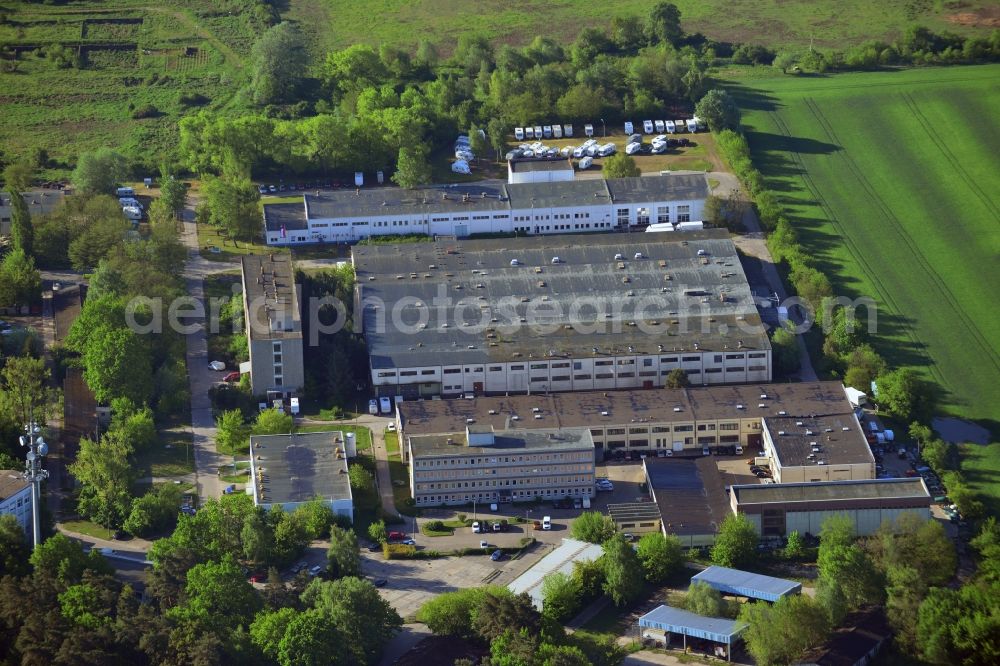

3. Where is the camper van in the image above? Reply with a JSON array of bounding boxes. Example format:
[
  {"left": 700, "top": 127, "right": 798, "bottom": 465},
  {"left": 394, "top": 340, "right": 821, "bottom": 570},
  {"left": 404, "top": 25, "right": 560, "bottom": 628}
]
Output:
[
  {"left": 118, "top": 197, "right": 142, "bottom": 210},
  {"left": 542, "top": 125, "right": 552, "bottom": 138},
  {"left": 354, "top": 172, "right": 364, "bottom": 187},
  {"left": 524, "top": 126, "right": 535, "bottom": 139},
  {"left": 643, "top": 120, "right": 654, "bottom": 134},
  {"left": 451, "top": 160, "right": 471, "bottom": 175},
  {"left": 625, "top": 141, "right": 642, "bottom": 155},
  {"left": 533, "top": 126, "right": 543, "bottom": 139},
  {"left": 552, "top": 124, "right": 563, "bottom": 138},
  {"left": 597, "top": 143, "right": 616, "bottom": 157},
  {"left": 563, "top": 124, "right": 573, "bottom": 137},
  {"left": 122, "top": 205, "right": 143, "bottom": 221},
  {"left": 115, "top": 186, "right": 135, "bottom": 198},
  {"left": 578, "top": 156, "right": 594, "bottom": 170},
  {"left": 674, "top": 119, "right": 686, "bottom": 132},
  {"left": 665, "top": 120, "right": 676, "bottom": 133},
  {"left": 368, "top": 399, "right": 379, "bottom": 415},
  {"left": 686, "top": 118, "right": 699, "bottom": 133},
  {"left": 514, "top": 127, "right": 525, "bottom": 141},
  {"left": 624, "top": 121, "right": 634, "bottom": 135},
  {"left": 584, "top": 123, "right": 594, "bottom": 136},
  {"left": 655, "top": 120, "right": 665, "bottom": 133}
]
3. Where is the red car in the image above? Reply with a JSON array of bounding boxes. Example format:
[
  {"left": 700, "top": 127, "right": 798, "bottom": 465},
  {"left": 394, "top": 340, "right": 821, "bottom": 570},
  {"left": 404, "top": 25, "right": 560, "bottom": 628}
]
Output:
[
  {"left": 223, "top": 371, "right": 240, "bottom": 383},
  {"left": 388, "top": 531, "right": 406, "bottom": 541}
]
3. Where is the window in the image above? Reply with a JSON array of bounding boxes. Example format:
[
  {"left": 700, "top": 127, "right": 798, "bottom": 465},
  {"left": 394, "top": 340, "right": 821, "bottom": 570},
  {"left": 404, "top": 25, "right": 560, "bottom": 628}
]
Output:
[
  {"left": 656, "top": 206, "right": 669, "bottom": 224},
  {"left": 443, "top": 368, "right": 461, "bottom": 374},
  {"left": 682, "top": 355, "right": 700, "bottom": 362},
  {"left": 573, "top": 361, "right": 582, "bottom": 370},
  {"left": 530, "top": 363, "right": 548, "bottom": 370},
  {"left": 749, "top": 352, "right": 767, "bottom": 358},
  {"left": 510, "top": 365, "right": 525, "bottom": 371},
  {"left": 720, "top": 423, "right": 739, "bottom": 431},
  {"left": 399, "top": 370, "right": 417, "bottom": 376},
  {"left": 637, "top": 207, "right": 650, "bottom": 225},
  {"left": 274, "top": 376, "right": 283, "bottom": 386},
  {"left": 574, "top": 374, "right": 590, "bottom": 380},
  {"left": 616, "top": 208, "right": 629, "bottom": 225},
  {"left": 421, "top": 369, "right": 435, "bottom": 375},
  {"left": 643, "top": 358, "right": 653, "bottom": 366},
  {"left": 489, "top": 365, "right": 502, "bottom": 371},
  {"left": 678, "top": 205, "right": 690, "bottom": 223}
]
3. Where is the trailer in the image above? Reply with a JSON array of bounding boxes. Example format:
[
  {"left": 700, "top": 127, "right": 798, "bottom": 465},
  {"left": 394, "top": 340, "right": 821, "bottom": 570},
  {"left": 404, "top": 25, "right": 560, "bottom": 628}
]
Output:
[
  {"left": 645, "top": 223, "right": 676, "bottom": 233},
  {"left": 514, "top": 127, "right": 525, "bottom": 140},
  {"left": 665, "top": 120, "right": 675, "bottom": 133},
  {"left": 624, "top": 121, "right": 634, "bottom": 135},
  {"left": 676, "top": 221, "right": 704, "bottom": 231},
  {"left": 584, "top": 123, "right": 594, "bottom": 136},
  {"left": 686, "top": 118, "right": 699, "bottom": 132},
  {"left": 655, "top": 120, "right": 665, "bottom": 133},
  {"left": 552, "top": 124, "right": 563, "bottom": 138},
  {"left": 643, "top": 120, "right": 654, "bottom": 134},
  {"left": 563, "top": 124, "right": 573, "bottom": 137},
  {"left": 354, "top": 171, "right": 364, "bottom": 187},
  {"left": 578, "top": 156, "right": 593, "bottom": 170},
  {"left": 625, "top": 141, "right": 642, "bottom": 155},
  {"left": 543, "top": 125, "right": 552, "bottom": 138},
  {"left": 674, "top": 119, "right": 686, "bottom": 132},
  {"left": 533, "top": 125, "right": 543, "bottom": 139}
]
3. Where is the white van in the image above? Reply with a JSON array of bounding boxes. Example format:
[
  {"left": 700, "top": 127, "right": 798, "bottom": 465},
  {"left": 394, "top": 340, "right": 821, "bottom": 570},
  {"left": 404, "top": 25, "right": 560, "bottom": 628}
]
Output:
[
  {"left": 368, "top": 399, "right": 379, "bottom": 415},
  {"left": 542, "top": 516, "right": 552, "bottom": 530},
  {"left": 379, "top": 397, "right": 392, "bottom": 414}
]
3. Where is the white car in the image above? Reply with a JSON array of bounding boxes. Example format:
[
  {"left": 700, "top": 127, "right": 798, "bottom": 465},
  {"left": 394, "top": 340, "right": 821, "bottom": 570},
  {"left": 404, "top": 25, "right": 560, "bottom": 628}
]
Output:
[
  {"left": 387, "top": 422, "right": 396, "bottom": 432},
  {"left": 209, "top": 361, "right": 226, "bottom": 371},
  {"left": 451, "top": 160, "right": 471, "bottom": 175},
  {"left": 472, "top": 521, "right": 481, "bottom": 533}
]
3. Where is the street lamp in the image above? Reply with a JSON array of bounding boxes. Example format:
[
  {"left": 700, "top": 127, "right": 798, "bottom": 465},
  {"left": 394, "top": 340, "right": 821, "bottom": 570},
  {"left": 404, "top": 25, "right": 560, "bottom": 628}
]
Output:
[
  {"left": 20, "top": 422, "right": 49, "bottom": 549},
  {"left": 600, "top": 118, "right": 606, "bottom": 137}
]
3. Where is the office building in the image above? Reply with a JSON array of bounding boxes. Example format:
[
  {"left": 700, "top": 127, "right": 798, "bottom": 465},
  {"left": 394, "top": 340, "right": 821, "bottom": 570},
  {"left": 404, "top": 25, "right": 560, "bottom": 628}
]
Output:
[{"left": 240, "top": 253, "right": 304, "bottom": 396}]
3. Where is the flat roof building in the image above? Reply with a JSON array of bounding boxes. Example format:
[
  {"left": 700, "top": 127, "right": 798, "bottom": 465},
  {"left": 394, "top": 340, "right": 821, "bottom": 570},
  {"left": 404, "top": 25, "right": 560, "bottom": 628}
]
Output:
[
  {"left": 358, "top": 230, "right": 771, "bottom": 398},
  {"left": 406, "top": 426, "right": 595, "bottom": 506},
  {"left": 762, "top": 411, "right": 874, "bottom": 483},
  {"left": 263, "top": 174, "right": 709, "bottom": 245},
  {"left": 507, "top": 158, "right": 574, "bottom": 184},
  {"left": 248, "top": 432, "right": 353, "bottom": 520},
  {"left": 397, "top": 381, "right": 864, "bottom": 460},
  {"left": 0, "top": 470, "right": 32, "bottom": 536},
  {"left": 690, "top": 565, "right": 802, "bottom": 602},
  {"left": 730, "top": 478, "right": 931, "bottom": 537},
  {"left": 507, "top": 538, "right": 604, "bottom": 609},
  {"left": 240, "top": 254, "right": 304, "bottom": 396},
  {"left": 643, "top": 458, "right": 730, "bottom": 547}
]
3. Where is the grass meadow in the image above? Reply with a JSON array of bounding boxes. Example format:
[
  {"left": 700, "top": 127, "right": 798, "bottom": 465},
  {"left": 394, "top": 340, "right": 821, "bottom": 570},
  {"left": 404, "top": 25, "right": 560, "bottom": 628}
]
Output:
[
  {"left": 730, "top": 64, "right": 1000, "bottom": 429},
  {"left": 292, "top": 0, "right": 999, "bottom": 55}
]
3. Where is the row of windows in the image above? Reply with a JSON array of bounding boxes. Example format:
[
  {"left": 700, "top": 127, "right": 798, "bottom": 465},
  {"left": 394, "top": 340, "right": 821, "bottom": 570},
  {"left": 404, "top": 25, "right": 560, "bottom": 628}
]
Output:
[
  {"left": 417, "top": 475, "right": 593, "bottom": 491},
  {"left": 414, "top": 452, "right": 591, "bottom": 467},
  {"left": 416, "top": 463, "right": 592, "bottom": 480},
  {"left": 381, "top": 356, "right": 770, "bottom": 379},
  {"left": 415, "top": 486, "right": 592, "bottom": 504}
]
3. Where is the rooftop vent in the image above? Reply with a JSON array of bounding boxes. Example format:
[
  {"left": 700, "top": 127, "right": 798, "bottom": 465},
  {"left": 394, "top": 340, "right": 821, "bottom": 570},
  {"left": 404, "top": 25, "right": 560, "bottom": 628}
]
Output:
[
  {"left": 779, "top": 410, "right": 787, "bottom": 416},
  {"left": 736, "top": 404, "right": 744, "bottom": 410},
  {"left": 673, "top": 407, "right": 682, "bottom": 412},
  {"left": 488, "top": 409, "right": 497, "bottom": 415},
  {"left": 614, "top": 253, "right": 624, "bottom": 261},
  {"left": 778, "top": 431, "right": 786, "bottom": 436},
  {"left": 796, "top": 421, "right": 804, "bottom": 426},
  {"left": 601, "top": 411, "right": 609, "bottom": 416},
  {"left": 466, "top": 418, "right": 474, "bottom": 424}
]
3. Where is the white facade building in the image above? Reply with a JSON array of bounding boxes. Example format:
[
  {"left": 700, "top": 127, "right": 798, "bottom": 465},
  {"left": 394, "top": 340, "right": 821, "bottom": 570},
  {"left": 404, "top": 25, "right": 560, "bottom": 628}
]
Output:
[
  {"left": 507, "top": 158, "right": 575, "bottom": 184},
  {"left": 262, "top": 174, "right": 709, "bottom": 246},
  {"left": 0, "top": 470, "right": 31, "bottom": 535}
]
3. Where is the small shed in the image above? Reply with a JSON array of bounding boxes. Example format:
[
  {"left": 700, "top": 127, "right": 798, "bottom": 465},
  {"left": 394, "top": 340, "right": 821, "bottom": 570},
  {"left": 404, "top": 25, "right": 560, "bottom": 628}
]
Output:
[
  {"left": 690, "top": 565, "right": 801, "bottom": 602},
  {"left": 638, "top": 605, "right": 748, "bottom": 661}
]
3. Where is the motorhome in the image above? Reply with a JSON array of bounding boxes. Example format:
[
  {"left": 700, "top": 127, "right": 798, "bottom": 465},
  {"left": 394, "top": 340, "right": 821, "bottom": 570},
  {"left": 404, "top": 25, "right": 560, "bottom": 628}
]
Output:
[
  {"left": 115, "top": 186, "right": 135, "bottom": 198},
  {"left": 451, "top": 160, "right": 471, "bottom": 174},
  {"left": 584, "top": 123, "right": 594, "bottom": 136},
  {"left": 542, "top": 125, "right": 552, "bottom": 138},
  {"left": 578, "top": 156, "right": 593, "bottom": 170},
  {"left": 552, "top": 124, "right": 562, "bottom": 138},
  {"left": 118, "top": 197, "right": 142, "bottom": 210},
  {"left": 379, "top": 396, "right": 392, "bottom": 414},
  {"left": 122, "top": 205, "right": 143, "bottom": 221},
  {"left": 686, "top": 118, "right": 699, "bottom": 132},
  {"left": 572, "top": 145, "right": 585, "bottom": 158},
  {"left": 597, "top": 143, "right": 616, "bottom": 157},
  {"left": 563, "top": 124, "right": 573, "bottom": 137},
  {"left": 514, "top": 127, "right": 525, "bottom": 141},
  {"left": 625, "top": 141, "right": 642, "bottom": 155},
  {"left": 643, "top": 120, "right": 654, "bottom": 134}
]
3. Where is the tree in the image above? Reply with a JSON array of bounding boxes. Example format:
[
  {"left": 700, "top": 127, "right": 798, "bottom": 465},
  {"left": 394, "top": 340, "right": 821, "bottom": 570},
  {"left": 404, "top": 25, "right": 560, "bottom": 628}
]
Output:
[
  {"left": 326, "top": 525, "right": 360, "bottom": 579},
  {"left": 817, "top": 529, "right": 883, "bottom": 623},
  {"left": 885, "top": 565, "right": 926, "bottom": 651},
  {"left": 844, "top": 344, "right": 886, "bottom": 389},
  {"left": 251, "top": 22, "right": 307, "bottom": 105},
  {"left": 772, "top": 323, "right": 801, "bottom": 376},
  {"left": 253, "top": 408, "right": 293, "bottom": 435},
  {"left": 695, "top": 89, "right": 741, "bottom": 132},
  {"left": 3, "top": 160, "right": 33, "bottom": 192},
  {"left": 489, "top": 628, "right": 539, "bottom": 666},
  {"left": 711, "top": 514, "right": 758, "bottom": 568},
  {"left": 29, "top": 533, "right": 112, "bottom": 584},
  {"left": 367, "top": 519, "right": 387, "bottom": 545},
  {"left": 167, "top": 555, "right": 262, "bottom": 635},
  {"left": 646, "top": 2, "right": 683, "bottom": 46},
  {"left": 302, "top": 577, "right": 402, "bottom": 664},
  {"left": 472, "top": 591, "right": 540, "bottom": 643},
  {"left": 540, "top": 572, "right": 582, "bottom": 621},
  {"left": 123, "top": 484, "right": 182, "bottom": 537},
  {"left": 274, "top": 609, "right": 348, "bottom": 666},
  {"left": 867, "top": 513, "right": 956, "bottom": 587},
  {"left": 773, "top": 51, "right": 798, "bottom": 73},
  {"left": 0, "top": 514, "right": 31, "bottom": 578},
  {"left": 739, "top": 595, "right": 830, "bottom": 666},
  {"left": 664, "top": 368, "right": 689, "bottom": 389},
  {"left": 1, "top": 355, "right": 58, "bottom": 429},
  {"left": 876, "top": 367, "right": 935, "bottom": 423},
  {"left": 636, "top": 532, "right": 683, "bottom": 582},
  {"left": 916, "top": 583, "right": 1000, "bottom": 665},
  {"left": 0, "top": 248, "right": 41, "bottom": 307},
  {"left": 158, "top": 170, "right": 187, "bottom": 215},
  {"left": 392, "top": 146, "right": 432, "bottom": 189},
  {"left": 8, "top": 190, "right": 33, "bottom": 257},
  {"left": 487, "top": 118, "right": 507, "bottom": 161},
  {"left": 685, "top": 581, "right": 726, "bottom": 617},
  {"left": 250, "top": 607, "right": 297, "bottom": 662},
  {"left": 602, "top": 534, "right": 645, "bottom": 606},
  {"left": 602, "top": 153, "right": 640, "bottom": 179},
  {"left": 784, "top": 530, "right": 805, "bottom": 559},
  {"left": 216, "top": 409, "right": 249, "bottom": 454},
  {"left": 202, "top": 176, "right": 261, "bottom": 243},
  {"left": 295, "top": 499, "right": 336, "bottom": 540},
  {"left": 69, "top": 432, "right": 135, "bottom": 529},
  {"left": 570, "top": 511, "right": 616, "bottom": 544},
  {"left": 416, "top": 587, "right": 499, "bottom": 639},
  {"left": 82, "top": 326, "right": 153, "bottom": 404},
  {"left": 348, "top": 464, "right": 374, "bottom": 495},
  {"left": 71, "top": 148, "right": 128, "bottom": 195},
  {"left": 611, "top": 15, "right": 645, "bottom": 52}
]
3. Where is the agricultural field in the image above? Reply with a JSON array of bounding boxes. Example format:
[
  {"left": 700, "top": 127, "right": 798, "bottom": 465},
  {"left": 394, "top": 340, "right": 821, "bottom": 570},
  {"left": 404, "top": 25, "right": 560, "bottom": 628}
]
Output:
[
  {"left": 0, "top": 1, "right": 255, "bottom": 172},
  {"left": 729, "top": 65, "right": 1000, "bottom": 431},
  {"left": 293, "top": 0, "right": 1000, "bottom": 54}
]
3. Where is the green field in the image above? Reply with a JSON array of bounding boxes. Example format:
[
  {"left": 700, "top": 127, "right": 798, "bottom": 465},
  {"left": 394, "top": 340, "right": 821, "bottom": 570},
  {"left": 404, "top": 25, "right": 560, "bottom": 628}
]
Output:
[
  {"left": 730, "top": 65, "right": 1000, "bottom": 428},
  {"left": 296, "top": 0, "right": 998, "bottom": 54}
]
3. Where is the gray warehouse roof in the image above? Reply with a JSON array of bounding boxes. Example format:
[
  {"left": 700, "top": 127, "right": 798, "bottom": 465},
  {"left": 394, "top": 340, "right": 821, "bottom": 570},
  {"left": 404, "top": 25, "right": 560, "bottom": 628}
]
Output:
[
  {"left": 408, "top": 427, "right": 593, "bottom": 458},
  {"left": 606, "top": 174, "right": 709, "bottom": 204},
  {"left": 355, "top": 230, "right": 768, "bottom": 368},
  {"left": 249, "top": 432, "right": 352, "bottom": 506},
  {"left": 508, "top": 538, "right": 604, "bottom": 609},
  {"left": 644, "top": 458, "right": 728, "bottom": 537},
  {"left": 765, "top": 412, "right": 872, "bottom": 468},
  {"left": 263, "top": 202, "right": 308, "bottom": 232},
  {"left": 732, "top": 478, "right": 930, "bottom": 506},
  {"left": 306, "top": 182, "right": 510, "bottom": 220},
  {"left": 638, "top": 605, "right": 749, "bottom": 643},
  {"left": 399, "top": 382, "right": 854, "bottom": 437},
  {"left": 690, "top": 565, "right": 802, "bottom": 602}
]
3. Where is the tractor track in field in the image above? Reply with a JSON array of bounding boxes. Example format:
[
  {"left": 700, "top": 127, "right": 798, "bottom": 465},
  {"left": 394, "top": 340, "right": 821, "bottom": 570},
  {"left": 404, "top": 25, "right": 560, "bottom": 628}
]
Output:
[
  {"left": 803, "top": 96, "right": 1000, "bottom": 380},
  {"left": 899, "top": 91, "right": 1000, "bottom": 225},
  {"left": 764, "top": 108, "right": 946, "bottom": 388}
]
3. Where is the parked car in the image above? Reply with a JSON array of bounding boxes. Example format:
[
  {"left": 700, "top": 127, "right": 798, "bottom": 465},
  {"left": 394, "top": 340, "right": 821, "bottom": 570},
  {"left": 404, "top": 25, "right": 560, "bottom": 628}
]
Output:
[
  {"left": 542, "top": 516, "right": 552, "bottom": 530},
  {"left": 492, "top": 522, "right": 501, "bottom": 532},
  {"left": 401, "top": 538, "right": 416, "bottom": 546},
  {"left": 209, "top": 360, "right": 226, "bottom": 371},
  {"left": 490, "top": 549, "right": 504, "bottom": 561},
  {"left": 387, "top": 531, "right": 406, "bottom": 541},
  {"left": 309, "top": 565, "right": 324, "bottom": 577},
  {"left": 472, "top": 521, "right": 481, "bottom": 533},
  {"left": 387, "top": 422, "right": 396, "bottom": 432},
  {"left": 223, "top": 371, "right": 240, "bottom": 383},
  {"left": 372, "top": 578, "right": 388, "bottom": 587},
  {"left": 480, "top": 540, "right": 488, "bottom": 549}
]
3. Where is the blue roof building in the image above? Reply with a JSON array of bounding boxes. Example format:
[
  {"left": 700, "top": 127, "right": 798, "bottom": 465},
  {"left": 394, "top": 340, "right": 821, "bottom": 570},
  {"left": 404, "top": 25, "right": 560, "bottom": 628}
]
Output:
[
  {"left": 638, "top": 605, "right": 748, "bottom": 661},
  {"left": 690, "top": 565, "right": 801, "bottom": 602}
]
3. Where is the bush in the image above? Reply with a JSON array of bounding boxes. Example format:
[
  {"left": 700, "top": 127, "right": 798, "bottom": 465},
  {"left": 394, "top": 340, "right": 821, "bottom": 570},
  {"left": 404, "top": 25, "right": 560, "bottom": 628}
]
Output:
[
  {"left": 425, "top": 520, "right": 446, "bottom": 532},
  {"left": 382, "top": 543, "right": 417, "bottom": 559}
]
